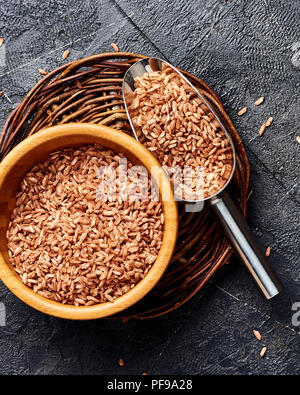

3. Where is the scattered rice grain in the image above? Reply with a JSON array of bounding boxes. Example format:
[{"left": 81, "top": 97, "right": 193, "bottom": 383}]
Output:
[
  {"left": 259, "top": 123, "right": 266, "bottom": 136},
  {"left": 260, "top": 346, "right": 267, "bottom": 358},
  {"left": 62, "top": 49, "right": 70, "bottom": 60},
  {"left": 253, "top": 329, "right": 262, "bottom": 341},
  {"left": 111, "top": 43, "right": 119, "bottom": 52},
  {"left": 255, "top": 96, "right": 264, "bottom": 106},
  {"left": 237, "top": 106, "right": 247, "bottom": 116},
  {"left": 265, "top": 116, "right": 273, "bottom": 127},
  {"left": 38, "top": 68, "right": 48, "bottom": 76}
]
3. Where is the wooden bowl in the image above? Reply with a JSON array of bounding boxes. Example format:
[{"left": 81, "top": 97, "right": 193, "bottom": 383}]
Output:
[{"left": 0, "top": 123, "right": 178, "bottom": 320}]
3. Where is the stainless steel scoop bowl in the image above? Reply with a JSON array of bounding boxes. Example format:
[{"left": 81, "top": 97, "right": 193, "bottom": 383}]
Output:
[{"left": 122, "top": 57, "right": 283, "bottom": 299}]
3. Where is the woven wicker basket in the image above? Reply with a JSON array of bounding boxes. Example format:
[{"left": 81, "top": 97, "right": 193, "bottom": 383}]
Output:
[{"left": 0, "top": 52, "right": 250, "bottom": 319}]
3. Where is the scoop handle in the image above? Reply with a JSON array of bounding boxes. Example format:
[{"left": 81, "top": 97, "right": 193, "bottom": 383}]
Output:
[{"left": 209, "top": 191, "right": 283, "bottom": 299}]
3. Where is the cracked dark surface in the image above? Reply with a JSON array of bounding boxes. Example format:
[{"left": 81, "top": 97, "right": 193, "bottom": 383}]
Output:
[{"left": 0, "top": 0, "right": 299, "bottom": 375}]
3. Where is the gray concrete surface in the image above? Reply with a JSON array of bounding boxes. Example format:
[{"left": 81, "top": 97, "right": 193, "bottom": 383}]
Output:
[{"left": 0, "top": 0, "right": 299, "bottom": 375}]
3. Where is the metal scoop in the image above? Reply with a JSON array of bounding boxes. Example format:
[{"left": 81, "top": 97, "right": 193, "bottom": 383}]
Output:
[{"left": 122, "top": 57, "right": 283, "bottom": 299}]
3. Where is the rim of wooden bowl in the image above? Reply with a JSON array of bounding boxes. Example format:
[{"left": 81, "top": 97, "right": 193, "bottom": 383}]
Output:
[{"left": 0, "top": 123, "right": 178, "bottom": 319}]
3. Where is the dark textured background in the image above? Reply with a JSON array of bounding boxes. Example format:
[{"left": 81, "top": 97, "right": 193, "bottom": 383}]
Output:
[{"left": 0, "top": 0, "right": 299, "bottom": 375}]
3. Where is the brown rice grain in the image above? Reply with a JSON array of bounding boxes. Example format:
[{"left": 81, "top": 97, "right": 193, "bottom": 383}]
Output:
[
  {"left": 265, "top": 117, "right": 273, "bottom": 127},
  {"left": 259, "top": 123, "right": 266, "bottom": 136},
  {"left": 238, "top": 107, "right": 247, "bottom": 116},
  {"left": 253, "top": 329, "right": 262, "bottom": 341},
  {"left": 260, "top": 346, "right": 267, "bottom": 358},
  {"left": 38, "top": 68, "right": 48, "bottom": 76},
  {"left": 111, "top": 43, "right": 119, "bottom": 52},
  {"left": 255, "top": 97, "right": 264, "bottom": 106},
  {"left": 62, "top": 49, "right": 70, "bottom": 60}
]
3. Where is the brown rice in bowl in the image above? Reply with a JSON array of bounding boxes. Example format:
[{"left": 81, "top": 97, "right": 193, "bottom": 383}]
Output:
[{"left": 6, "top": 144, "right": 164, "bottom": 307}]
